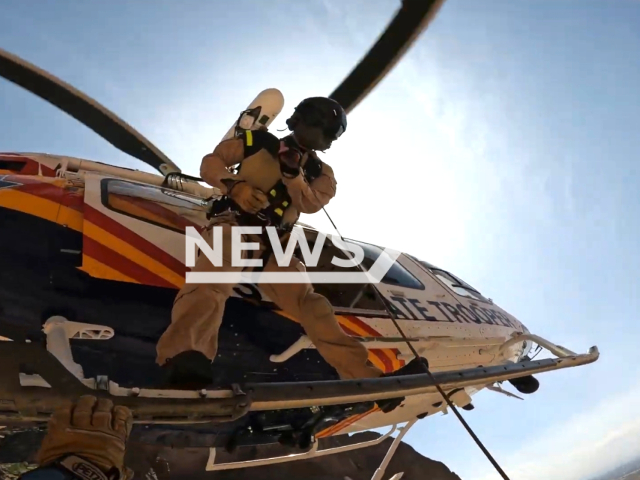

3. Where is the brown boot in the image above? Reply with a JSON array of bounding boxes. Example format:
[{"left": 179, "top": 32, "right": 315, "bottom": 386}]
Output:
[
  {"left": 508, "top": 374, "right": 539, "bottom": 394},
  {"left": 161, "top": 351, "right": 213, "bottom": 389},
  {"left": 376, "top": 357, "right": 429, "bottom": 413}
]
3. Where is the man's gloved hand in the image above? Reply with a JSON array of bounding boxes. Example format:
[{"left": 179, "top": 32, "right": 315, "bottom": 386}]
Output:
[
  {"left": 37, "top": 395, "right": 133, "bottom": 479},
  {"left": 228, "top": 181, "right": 269, "bottom": 214},
  {"left": 278, "top": 140, "right": 302, "bottom": 179}
]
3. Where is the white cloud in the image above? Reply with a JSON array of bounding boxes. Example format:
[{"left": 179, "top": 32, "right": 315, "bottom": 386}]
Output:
[{"left": 471, "top": 381, "right": 640, "bottom": 480}]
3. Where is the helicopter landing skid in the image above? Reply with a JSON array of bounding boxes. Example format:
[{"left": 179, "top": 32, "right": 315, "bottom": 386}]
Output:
[
  {"left": 0, "top": 318, "right": 601, "bottom": 478},
  {"left": 0, "top": 320, "right": 600, "bottom": 425}
]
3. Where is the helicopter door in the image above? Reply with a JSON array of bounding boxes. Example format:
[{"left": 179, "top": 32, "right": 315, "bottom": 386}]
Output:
[
  {"left": 279, "top": 231, "right": 458, "bottom": 320},
  {"left": 299, "top": 234, "right": 494, "bottom": 370},
  {"left": 331, "top": 239, "right": 457, "bottom": 323},
  {"left": 80, "top": 172, "right": 209, "bottom": 288}
]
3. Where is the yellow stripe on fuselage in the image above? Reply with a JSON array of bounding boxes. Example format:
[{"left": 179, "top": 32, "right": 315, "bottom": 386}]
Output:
[
  {"left": 83, "top": 221, "right": 184, "bottom": 287},
  {"left": 79, "top": 255, "right": 139, "bottom": 284},
  {"left": 0, "top": 189, "right": 60, "bottom": 223}
]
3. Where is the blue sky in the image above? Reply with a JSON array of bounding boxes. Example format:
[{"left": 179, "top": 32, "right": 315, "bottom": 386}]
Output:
[{"left": 1, "top": 1, "right": 639, "bottom": 479}]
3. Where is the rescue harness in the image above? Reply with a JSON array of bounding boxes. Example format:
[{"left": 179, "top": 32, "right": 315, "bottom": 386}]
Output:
[{"left": 207, "top": 130, "right": 323, "bottom": 234}]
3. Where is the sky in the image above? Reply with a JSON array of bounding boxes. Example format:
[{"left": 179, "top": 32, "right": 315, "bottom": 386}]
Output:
[{"left": 0, "top": 0, "right": 639, "bottom": 479}]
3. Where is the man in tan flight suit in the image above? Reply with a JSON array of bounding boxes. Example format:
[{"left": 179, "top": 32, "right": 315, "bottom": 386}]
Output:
[{"left": 156, "top": 97, "right": 425, "bottom": 412}]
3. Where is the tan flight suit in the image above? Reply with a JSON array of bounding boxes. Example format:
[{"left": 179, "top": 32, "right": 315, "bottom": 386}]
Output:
[{"left": 156, "top": 134, "right": 383, "bottom": 380}]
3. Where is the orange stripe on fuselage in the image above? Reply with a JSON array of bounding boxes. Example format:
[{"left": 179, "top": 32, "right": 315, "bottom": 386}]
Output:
[
  {"left": 79, "top": 255, "right": 138, "bottom": 284},
  {"left": 84, "top": 205, "right": 186, "bottom": 278},
  {"left": 57, "top": 205, "right": 84, "bottom": 232},
  {"left": 272, "top": 309, "right": 398, "bottom": 374},
  {"left": 343, "top": 316, "right": 404, "bottom": 371},
  {"left": 338, "top": 317, "right": 398, "bottom": 373},
  {"left": 82, "top": 236, "right": 176, "bottom": 288},
  {"left": 0, "top": 189, "right": 60, "bottom": 223},
  {"left": 316, "top": 406, "right": 380, "bottom": 438},
  {"left": 83, "top": 220, "right": 184, "bottom": 288},
  {"left": 0, "top": 177, "right": 84, "bottom": 231},
  {"left": 337, "top": 321, "right": 391, "bottom": 373},
  {"left": 344, "top": 315, "right": 383, "bottom": 337}
]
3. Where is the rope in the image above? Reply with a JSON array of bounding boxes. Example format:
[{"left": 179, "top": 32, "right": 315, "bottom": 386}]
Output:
[{"left": 320, "top": 206, "right": 512, "bottom": 480}]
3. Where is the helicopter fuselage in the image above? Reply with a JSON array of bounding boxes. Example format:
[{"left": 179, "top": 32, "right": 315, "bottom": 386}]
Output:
[{"left": 0, "top": 151, "right": 532, "bottom": 437}]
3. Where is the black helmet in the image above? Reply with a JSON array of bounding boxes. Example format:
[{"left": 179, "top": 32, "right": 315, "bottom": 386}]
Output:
[{"left": 285, "top": 97, "right": 347, "bottom": 150}]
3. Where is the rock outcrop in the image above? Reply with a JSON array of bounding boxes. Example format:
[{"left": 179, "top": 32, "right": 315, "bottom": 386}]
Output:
[
  {"left": 128, "top": 430, "right": 463, "bottom": 480},
  {"left": 1, "top": 429, "right": 463, "bottom": 480}
]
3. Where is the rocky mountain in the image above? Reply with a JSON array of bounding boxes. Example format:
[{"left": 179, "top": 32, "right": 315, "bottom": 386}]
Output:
[{"left": 1, "top": 429, "right": 462, "bottom": 480}]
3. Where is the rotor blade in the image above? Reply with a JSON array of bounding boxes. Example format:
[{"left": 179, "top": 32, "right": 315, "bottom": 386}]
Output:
[
  {"left": 0, "top": 47, "right": 181, "bottom": 175},
  {"left": 329, "top": 0, "right": 447, "bottom": 114}
]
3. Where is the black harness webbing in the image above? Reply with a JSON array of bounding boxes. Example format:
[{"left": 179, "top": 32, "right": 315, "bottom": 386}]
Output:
[
  {"left": 207, "top": 138, "right": 323, "bottom": 272},
  {"left": 209, "top": 151, "right": 322, "bottom": 228}
]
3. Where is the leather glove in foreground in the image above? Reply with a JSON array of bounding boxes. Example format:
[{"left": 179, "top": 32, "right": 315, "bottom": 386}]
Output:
[{"left": 36, "top": 395, "right": 133, "bottom": 480}]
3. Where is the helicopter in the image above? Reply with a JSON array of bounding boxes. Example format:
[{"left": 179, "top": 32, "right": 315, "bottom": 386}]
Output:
[{"left": 0, "top": 0, "right": 599, "bottom": 477}]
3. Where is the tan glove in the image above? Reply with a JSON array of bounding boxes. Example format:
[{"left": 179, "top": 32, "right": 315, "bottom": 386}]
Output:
[
  {"left": 37, "top": 395, "right": 133, "bottom": 479},
  {"left": 228, "top": 181, "right": 269, "bottom": 214}
]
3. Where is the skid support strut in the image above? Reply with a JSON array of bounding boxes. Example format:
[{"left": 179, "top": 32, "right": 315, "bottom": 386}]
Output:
[
  {"left": 41, "top": 316, "right": 114, "bottom": 379},
  {"left": 206, "top": 423, "right": 398, "bottom": 471},
  {"left": 371, "top": 417, "right": 418, "bottom": 480}
]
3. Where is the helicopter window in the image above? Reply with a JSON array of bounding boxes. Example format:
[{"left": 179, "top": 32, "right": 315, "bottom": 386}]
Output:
[
  {"left": 408, "top": 255, "right": 490, "bottom": 303},
  {"left": 0, "top": 159, "right": 26, "bottom": 172},
  {"left": 344, "top": 239, "right": 425, "bottom": 290},
  {"left": 101, "top": 179, "right": 208, "bottom": 234},
  {"left": 431, "top": 269, "right": 489, "bottom": 302},
  {"left": 299, "top": 232, "right": 422, "bottom": 311}
]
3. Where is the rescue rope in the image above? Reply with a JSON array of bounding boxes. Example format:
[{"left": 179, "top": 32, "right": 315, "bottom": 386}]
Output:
[{"left": 319, "top": 205, "right": 512, "bottom": 480}]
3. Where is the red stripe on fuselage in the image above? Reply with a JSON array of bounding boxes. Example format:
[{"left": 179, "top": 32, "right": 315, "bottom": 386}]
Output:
[
  {"left": 84, "top": 205, "right": 186, "bottom": 278},
  {"left": 345, "top": 315, "right": 383, "bottom": 336},
  {"left": 339, "top": 322, "right": 393, "bottom": 372},
  {"left": 83, "top": 236, "right": 176, "bottom": 289}
]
